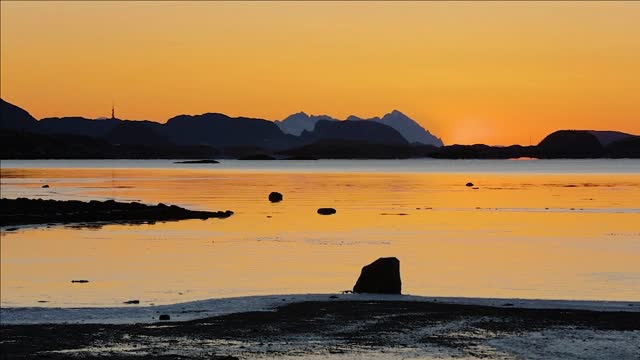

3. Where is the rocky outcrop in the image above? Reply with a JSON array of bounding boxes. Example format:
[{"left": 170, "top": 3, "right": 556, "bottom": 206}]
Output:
[
  {"left": 0, "top": 198, "right": 233, "bottom": 227},
  {"left": 353, "top": 257, "right": 401, "bottom": 294}
]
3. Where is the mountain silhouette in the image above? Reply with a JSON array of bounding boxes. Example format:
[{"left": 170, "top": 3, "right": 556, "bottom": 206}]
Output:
[
  {"left": 277, "top": 110, "right": 443, "bottom": 146},
  {"left": 0, "top": 99, "right": 38, "bottom": 131},
  {"left": 605, "top": 136, "right": 640, "bottom": 158},
  {"left": 275, "top": 112, "right": 335, "bottom": 136},
  {"left": 106, "top": 121, "right": 171, "bottom": 147},
  {"left": 162, "top": 113, "right": 299, "bottom": 150},
  {"left": 301, "top": 120, "right": 409, "bottom": 146},
  {"left": 348, "top": 110, "right": 443, "bottom": 146},
  {"left": 587, "top": 130, "right": 635, "bottom": 147},
  {"left": 38, "top": 117, "right": 122, "bottom": 138},
  {"left": 537, "top": 130, "right": 605, "bottom": 158},
  {"left": 1, "top": 98, "right": 638, "bottom": 159}
]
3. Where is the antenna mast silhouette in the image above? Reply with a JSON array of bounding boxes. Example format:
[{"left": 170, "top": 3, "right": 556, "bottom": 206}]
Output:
[{"left": 111, "top": 101, "right": 116, "bottom": 120}]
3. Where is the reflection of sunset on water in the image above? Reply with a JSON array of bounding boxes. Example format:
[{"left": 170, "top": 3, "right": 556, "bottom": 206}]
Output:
[{"left": 2, "top": 165, "right": 639, "bottom": 306}]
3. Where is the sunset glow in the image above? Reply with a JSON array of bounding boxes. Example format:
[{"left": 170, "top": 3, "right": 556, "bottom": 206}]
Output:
[{"left": 1, "top": 1, "right": 639, "bottom": 145}]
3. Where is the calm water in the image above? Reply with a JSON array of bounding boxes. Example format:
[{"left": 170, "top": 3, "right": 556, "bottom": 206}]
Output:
[{"left": 1, "top": 159, "right": 639, "bottom": 307}]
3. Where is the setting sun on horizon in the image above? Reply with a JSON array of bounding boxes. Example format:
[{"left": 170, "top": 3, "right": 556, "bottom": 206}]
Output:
[{"left": 1, "top": 1, "right": 639, "bottom": 145}]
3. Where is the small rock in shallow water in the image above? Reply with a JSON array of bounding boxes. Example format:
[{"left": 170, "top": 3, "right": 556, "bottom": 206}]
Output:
[
  {"left": 159, "top": 314, "right": 170, "bottom": 321},
  {"left": 42, "top": 184, "right": 50, "bottom": 188},
  {"left": 124, "top": 300, "right": 140, "bottom": 304},
  {"left": 317, "top": 208, "right": 337, "bottom": 215},
  {"left": 466, "top": 182, "right": 474, "bottom": 187},
  {"left": 268, "top": 192, "right": 283, "bottom": 203}
]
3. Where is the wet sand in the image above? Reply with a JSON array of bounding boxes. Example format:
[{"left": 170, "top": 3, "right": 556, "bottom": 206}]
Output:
[{"left": 2, "top": 300, "right": 639, "bottom": 359}]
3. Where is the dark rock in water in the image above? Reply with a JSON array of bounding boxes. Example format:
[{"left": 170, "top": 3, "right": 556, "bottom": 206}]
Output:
[
  {"left": 317, "top": 208, "right": 336, "bottom": 215},
  {"left": 159, "top": 314, "right": 170, "bottom": 321},
  {"left": 71, "top": 280, "right": 89, "bottom": 283},
  {"left": 124, "top": 300, "right": 140, "bottom": 304},
  {"left": 41, "top": 184, "right": 50, "bottom": 188},
  {"left": 353, "top": 257, "right": 401, "bottom": 294},
  {"left": 173, "top": 159, "right": 219, "bottom": 164},
  {"left": 269, "top": 192, "right": 283, "bottom": 203},
  {"left": 466, "top": 182, "right": 474, "bottom": 187}
]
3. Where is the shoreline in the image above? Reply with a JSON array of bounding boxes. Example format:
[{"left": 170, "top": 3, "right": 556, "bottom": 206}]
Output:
[
  {"left": 2, "top": 296, "right": 639, "bottom": 360},
  {"left": 2, "top": 293, "right": 639, "bottom": 325}
]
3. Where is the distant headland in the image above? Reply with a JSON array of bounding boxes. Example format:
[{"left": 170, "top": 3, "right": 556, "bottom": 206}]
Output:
[{"left": 1, "top": 99, "right": 638, "bottom": 159}]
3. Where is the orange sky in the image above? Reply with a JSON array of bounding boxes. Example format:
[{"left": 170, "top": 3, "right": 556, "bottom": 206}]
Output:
[{"left": 1, "top": 1, "right": 639, "bottom": 145}]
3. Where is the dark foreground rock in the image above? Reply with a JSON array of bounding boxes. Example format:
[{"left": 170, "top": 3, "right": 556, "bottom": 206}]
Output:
[
  {"left": 317, "top": 207, "right": 336, "bottom": 215},
  {"left": 0, "top": 198, "right": 233, "bottom": 227},
  {"left": 1, "top": 300, "right": 638, "bottom": 360},
  {"left": 353, "top": 257, "right": 402, "bottom": 294},
  {"left": 268, "top": 192, "right": 283, "bottom": 203}
]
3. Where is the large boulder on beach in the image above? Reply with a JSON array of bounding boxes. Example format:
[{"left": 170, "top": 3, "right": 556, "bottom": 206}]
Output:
[{"left": 353, "top": 257, "right": 401, "bottom": 294}]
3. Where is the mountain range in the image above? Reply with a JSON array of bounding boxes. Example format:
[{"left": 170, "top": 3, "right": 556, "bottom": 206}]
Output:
[
  {"left": 0, "top": 99, "right": 438, "bottom": 149},
  {"left": 1, "top": 98, "right": 638, "bottom": 159},
  {"left": 275, "top": 110, "right": 443, "bottom": 146}
]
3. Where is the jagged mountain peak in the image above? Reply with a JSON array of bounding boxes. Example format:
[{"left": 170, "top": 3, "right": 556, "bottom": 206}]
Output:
[{"left": 276, "top": 109, "right": 443, "bottom": 146}]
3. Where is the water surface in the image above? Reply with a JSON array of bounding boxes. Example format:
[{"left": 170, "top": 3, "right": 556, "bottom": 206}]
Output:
[{"left": 1, "top": 159, "right": 639, "bottom": 306}]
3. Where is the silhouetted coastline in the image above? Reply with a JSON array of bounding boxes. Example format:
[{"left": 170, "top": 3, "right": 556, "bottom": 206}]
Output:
[
  {"left": 2, "top": 99, "right": 638, "bottom": 159},
  {"left": 0, "top": 198, "right": 233, "bottom": 227}
]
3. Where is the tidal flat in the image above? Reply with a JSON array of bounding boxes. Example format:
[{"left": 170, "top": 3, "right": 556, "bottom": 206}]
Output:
[{"left": 2, "top": 298, "right": 639, "bottom": 359}]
